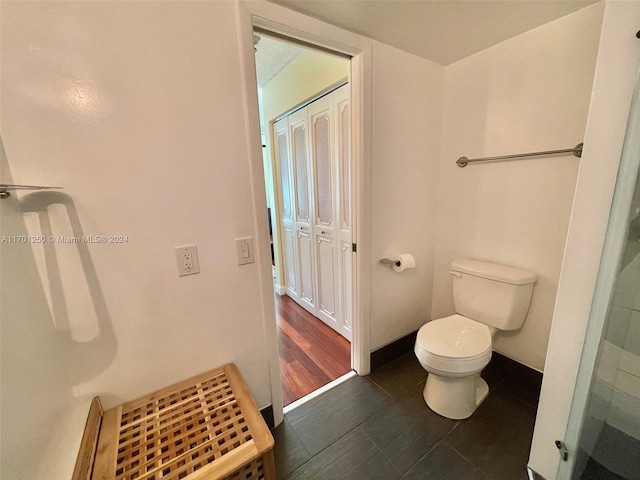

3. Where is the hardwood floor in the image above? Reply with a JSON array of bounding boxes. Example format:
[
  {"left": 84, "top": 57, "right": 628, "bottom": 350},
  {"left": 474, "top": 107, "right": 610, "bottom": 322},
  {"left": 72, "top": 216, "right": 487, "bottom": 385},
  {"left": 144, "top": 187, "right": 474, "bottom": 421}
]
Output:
[{"left": 276, "top": 294, "right": 351, "bottom": 406}]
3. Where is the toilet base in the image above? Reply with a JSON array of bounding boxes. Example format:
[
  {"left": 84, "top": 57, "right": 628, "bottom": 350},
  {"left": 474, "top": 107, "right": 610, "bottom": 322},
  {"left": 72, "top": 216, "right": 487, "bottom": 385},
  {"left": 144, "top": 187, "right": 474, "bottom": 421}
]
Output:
[{"left": 423, "top": 372, "right": 489, "bottom": 420}]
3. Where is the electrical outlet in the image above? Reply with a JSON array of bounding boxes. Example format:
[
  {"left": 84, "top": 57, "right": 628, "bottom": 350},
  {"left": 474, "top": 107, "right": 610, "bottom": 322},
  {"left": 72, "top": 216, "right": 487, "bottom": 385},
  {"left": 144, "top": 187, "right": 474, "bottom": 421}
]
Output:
[
  {"left": 175, "top": 245, "right": 200, "bottom": 276},
  {"left": 182, "top": 251, "right": 193, "bottom": 269}
]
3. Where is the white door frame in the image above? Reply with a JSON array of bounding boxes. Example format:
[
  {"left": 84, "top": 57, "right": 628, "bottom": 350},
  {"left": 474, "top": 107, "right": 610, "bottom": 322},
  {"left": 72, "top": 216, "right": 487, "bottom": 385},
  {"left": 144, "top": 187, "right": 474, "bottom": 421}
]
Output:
[{"left": 234, "top": 0, "right": 372, "bottom": 426}]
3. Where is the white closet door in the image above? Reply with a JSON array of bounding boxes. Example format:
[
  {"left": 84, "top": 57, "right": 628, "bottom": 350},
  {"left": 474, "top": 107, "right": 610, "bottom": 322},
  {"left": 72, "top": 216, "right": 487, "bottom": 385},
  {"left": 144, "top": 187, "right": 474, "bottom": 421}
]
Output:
[
  {"left": 309, "top": 94, "right": 340, "bottom": 332},
  {"left": 289, "top": 108, "right": 317, "bottom": 315},
  {"left": 334, "top": 85, "right": 353, "bottom": 341},
  {"left": 272, "top": 85, "right": 352, "bottom": 341},
  {"left": 273, "top": 117, "right": 298, "bottom": 301}
]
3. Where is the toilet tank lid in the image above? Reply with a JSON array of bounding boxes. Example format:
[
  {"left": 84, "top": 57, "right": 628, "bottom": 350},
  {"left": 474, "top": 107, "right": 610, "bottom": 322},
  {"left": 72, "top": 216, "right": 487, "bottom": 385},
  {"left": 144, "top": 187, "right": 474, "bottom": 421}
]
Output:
[{"left": 451, "top": 259, "right": 537, "bottom": 285}]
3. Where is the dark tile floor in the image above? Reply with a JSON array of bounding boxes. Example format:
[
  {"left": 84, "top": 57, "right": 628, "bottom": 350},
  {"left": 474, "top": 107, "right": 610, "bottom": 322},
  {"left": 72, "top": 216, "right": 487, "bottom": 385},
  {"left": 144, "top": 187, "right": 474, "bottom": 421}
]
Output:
[{"left": 271, "top": 352, "right": 539, "bottom": 480}]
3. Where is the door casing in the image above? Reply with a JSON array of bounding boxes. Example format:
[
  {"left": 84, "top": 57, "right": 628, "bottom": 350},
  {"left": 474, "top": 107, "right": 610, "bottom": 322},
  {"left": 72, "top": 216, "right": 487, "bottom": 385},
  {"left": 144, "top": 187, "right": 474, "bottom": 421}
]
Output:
[{"left": 234, "top": 0, "right": 373, "bottom": 427}]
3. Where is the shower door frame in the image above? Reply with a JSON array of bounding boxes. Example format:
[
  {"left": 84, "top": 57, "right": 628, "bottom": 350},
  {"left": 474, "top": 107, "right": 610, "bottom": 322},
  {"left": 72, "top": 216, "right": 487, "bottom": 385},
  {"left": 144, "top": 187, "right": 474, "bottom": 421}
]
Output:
[
  {"left": 527, "top": 4, "right": 640, "bottom": 478},
  {"left": 555, "top": 65, "right": 640, "bottom": 480}
]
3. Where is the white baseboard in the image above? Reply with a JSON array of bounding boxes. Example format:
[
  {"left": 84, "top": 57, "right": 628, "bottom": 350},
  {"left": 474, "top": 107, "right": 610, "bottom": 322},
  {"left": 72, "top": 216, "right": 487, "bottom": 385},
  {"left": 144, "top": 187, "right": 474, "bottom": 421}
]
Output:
[{"left": 274, "top": 284, "right": 285, "bottom": 296}]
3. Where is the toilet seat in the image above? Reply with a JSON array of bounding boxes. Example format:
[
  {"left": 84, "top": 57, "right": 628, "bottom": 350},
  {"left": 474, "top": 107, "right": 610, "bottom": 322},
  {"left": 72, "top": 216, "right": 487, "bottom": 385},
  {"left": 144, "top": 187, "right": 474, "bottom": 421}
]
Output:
[{"left": 415, "top": 315, "right": 492, "bottom": 375}]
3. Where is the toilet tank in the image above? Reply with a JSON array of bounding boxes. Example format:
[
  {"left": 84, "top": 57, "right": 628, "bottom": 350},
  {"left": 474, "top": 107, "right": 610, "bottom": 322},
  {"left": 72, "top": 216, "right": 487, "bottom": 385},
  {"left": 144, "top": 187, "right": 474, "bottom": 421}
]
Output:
[{"left": 451, "top": 259, "right": 537, "bottom": 330}]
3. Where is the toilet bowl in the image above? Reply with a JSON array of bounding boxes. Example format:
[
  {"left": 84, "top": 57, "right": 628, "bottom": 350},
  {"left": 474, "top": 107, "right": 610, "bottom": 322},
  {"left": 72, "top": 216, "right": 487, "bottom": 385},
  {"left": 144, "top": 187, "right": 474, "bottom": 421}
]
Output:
[
  {"left": 415, "top": 258, "right": 537, "bottom": 419},
  {"left": 415, "top": 315, "right": 493, "bottom": 419}
]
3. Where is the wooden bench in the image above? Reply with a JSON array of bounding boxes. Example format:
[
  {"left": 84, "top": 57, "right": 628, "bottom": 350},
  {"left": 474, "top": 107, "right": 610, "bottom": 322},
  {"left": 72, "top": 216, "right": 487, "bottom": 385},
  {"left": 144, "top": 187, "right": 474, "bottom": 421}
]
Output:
[{"left": 73, "top": 363, "right": 275, "bottom": 480}]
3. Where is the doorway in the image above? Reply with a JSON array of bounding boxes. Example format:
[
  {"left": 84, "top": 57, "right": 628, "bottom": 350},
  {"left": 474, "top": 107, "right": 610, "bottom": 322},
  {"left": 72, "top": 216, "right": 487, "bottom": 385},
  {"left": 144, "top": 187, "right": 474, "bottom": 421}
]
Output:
[{"left": 254, "top": 32, "right": 354, "bottom": 406}]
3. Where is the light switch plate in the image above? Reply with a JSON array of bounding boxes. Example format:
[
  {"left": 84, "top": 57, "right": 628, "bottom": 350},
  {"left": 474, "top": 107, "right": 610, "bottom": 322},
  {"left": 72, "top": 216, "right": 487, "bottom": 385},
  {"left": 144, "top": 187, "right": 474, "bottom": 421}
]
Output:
[
  {"left": 175, "top": 245, "right": 200, "bottom": 276},
  {"left": 235, "top": 237, "right": 255, "bottom": 265}
]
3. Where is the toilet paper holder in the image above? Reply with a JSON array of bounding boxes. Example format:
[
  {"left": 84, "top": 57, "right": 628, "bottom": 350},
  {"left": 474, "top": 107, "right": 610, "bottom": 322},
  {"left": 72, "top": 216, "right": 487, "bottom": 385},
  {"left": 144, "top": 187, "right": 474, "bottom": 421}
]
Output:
[{"left": 380, "top": 258, "right": 401, "bottom": 267}]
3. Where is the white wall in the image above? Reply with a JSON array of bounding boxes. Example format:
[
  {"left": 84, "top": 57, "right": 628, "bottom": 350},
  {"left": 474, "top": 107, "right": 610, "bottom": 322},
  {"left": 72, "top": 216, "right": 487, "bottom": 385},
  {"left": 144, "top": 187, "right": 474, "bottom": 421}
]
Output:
[
  {"left": 0, "top": 1, "right": 445, "bottom": 476},
  {"left": 262, "top": 49, "right": 348, "bottom": 123},
  {"left": 432, "top": 3, "right": 604, "bottom": 371},
  {"left": 0, "top": 1, "right": 618, "bottom": 478},
  {"left": 1, "top": 2, "right": 272, "bottom": 476},
  {"left": 0, "top": 140, "right": 94, "bottom": 480},
  {"left": 370, "top": 41, "right": 444, "bottom": 350}
]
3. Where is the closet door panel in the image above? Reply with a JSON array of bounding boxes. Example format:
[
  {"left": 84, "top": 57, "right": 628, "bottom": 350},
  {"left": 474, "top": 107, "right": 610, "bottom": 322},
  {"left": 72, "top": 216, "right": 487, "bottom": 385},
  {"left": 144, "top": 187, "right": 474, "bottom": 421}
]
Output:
[
  {"left": 297, "top": 230, "right": 315, "bottom": 307},
  {"left": 274, "top": 85, "right": 352, "bottom": 341},
  {"left": 313, "top": 114, "right": 333, "bottom": 230},
  {"left": 334, "top": 85, "right": 352, "bottom": 339},
  {"left": 309, "top": 95, "right": 339, "bottom": 331},
  {"left": 293, "top": 121, "right": 310, "bottom": 224},
  {"left": 289, "top": 108, "right": 316, "bottom": 314},
  {"left": 317, "top": 236, "right": 337, "bottom": 318},
  {"left": 340, "top": 240, "right": 353, "bottom": 339},
  {"left": 283, "top": 227, "right": 298, "bottom": 295},
  {"left": 274, "top": 117, "right": 298, "bottom": 299}
]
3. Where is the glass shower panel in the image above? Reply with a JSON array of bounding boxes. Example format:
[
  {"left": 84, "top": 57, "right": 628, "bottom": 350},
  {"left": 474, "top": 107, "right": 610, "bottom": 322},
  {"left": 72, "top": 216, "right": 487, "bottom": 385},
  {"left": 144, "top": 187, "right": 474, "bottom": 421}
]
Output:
[{"left": 566, "top": 77, "right": 640, "bottom": 480}]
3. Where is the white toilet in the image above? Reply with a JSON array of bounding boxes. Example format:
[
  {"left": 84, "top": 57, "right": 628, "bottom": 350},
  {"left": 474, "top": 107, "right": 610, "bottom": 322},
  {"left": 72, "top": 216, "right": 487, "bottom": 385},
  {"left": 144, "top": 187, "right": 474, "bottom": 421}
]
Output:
[{"left": 415, "top": 258, "right": 537, "bottom": 420}]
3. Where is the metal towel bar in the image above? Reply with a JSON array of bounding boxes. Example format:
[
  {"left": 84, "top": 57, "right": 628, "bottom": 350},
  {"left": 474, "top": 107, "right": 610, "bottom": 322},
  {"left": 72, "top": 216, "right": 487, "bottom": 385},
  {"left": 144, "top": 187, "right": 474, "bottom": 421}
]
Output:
[
  {"left": 456, "top": 143, "right": 583, "bottom": 168},
  {"left": 0, "top": 184, "right": 63, "bottom": 199}
]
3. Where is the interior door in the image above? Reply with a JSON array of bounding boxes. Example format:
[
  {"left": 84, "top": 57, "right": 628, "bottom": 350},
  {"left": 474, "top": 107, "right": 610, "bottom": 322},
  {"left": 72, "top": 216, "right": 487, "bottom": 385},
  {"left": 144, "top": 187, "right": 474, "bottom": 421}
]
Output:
[
  {"left": 273, "top": 117, "right": 298, "bottom": 301},
  {"left": 289, "top": 108, "right": 317, "bottom": 315},
  {"left": 334, "top": 84, "right": 353, "bottom": 341},
  {"left": 309, "top": 94, "right": 340, "bottom": 332}
]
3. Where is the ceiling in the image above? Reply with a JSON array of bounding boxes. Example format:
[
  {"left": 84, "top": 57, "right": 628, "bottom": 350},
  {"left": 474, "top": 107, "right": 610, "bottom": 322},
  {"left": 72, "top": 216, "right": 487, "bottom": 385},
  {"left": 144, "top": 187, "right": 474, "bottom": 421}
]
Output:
[
  {"left": 267, "top": 0, "right": 599, "bottom": 65},
  {"left": 254, "top": 34, "right": 303, "bottom": 87}
]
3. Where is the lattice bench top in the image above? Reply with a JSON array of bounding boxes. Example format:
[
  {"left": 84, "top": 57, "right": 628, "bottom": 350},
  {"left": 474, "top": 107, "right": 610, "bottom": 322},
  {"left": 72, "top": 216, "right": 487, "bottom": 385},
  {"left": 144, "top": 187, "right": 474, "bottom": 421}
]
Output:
[{"left": 78, "top": 364, "right": 274, "bottom": 480}]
